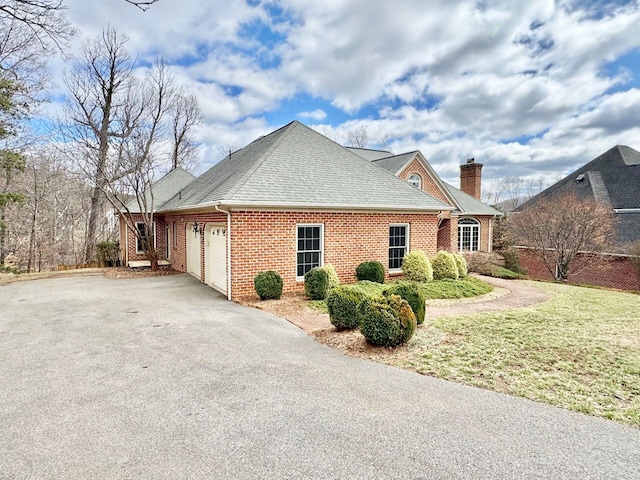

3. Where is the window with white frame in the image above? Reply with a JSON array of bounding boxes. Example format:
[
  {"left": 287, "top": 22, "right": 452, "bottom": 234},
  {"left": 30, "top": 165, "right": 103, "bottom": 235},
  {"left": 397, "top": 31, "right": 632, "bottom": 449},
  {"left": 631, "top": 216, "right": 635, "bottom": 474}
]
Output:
[
  {"left": 389, "top": 224, "right": 409, "bottom": 270},
  {"left": 297, "top": 225, "right": 323, "bottom": 278},
  {"left": 135, "top": 222, "right": 156, "bottom": 254},
  {"left": 408, "top": 174, "right": 422, "bottom": 189},
  {"left": 458, "top": 218, "right": 480, "bottom": 252}
]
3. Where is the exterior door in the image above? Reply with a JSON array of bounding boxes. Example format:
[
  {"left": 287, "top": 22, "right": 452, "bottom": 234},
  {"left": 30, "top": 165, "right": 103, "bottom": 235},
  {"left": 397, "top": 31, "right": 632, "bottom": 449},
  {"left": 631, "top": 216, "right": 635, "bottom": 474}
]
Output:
[
  {"left": 186, "top": 223, "right": 201, "bottom": 278},
  {"left": 205, "top": 223, "right": 227, "bottom": 295}
]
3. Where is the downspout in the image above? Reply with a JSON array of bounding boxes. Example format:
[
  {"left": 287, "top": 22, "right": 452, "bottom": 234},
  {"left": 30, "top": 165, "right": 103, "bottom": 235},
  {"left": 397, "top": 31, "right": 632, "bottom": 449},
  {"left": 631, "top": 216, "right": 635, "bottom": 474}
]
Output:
[
  {"left": 124, "top": 215, "right": 129, "bottom": 266},
  {"left": 215, "top": 204, "right": 232, "bottom": 301}
]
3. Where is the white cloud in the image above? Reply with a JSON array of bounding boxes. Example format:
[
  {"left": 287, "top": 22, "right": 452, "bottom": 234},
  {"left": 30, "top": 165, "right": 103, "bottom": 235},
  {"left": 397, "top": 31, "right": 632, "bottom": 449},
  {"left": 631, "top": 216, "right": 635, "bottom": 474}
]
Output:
[
  {"left": 297, "top": 109, "right": 327, "bottom": 120},
  {"left": 39, "top": 0, "right": 640, "bottom": 184}
]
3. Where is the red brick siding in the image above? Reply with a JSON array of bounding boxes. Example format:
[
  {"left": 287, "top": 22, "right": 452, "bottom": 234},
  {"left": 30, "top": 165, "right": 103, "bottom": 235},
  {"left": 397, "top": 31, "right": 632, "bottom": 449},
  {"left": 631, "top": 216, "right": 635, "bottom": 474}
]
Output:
[
  {"left": 120, "top": 214, "right": 169, "bottom": 263},
  {"left": 398, "top": 159, "right": 452, "bottom": 205},
  {"left": 161, "top": 212, "right": 228, "bottom": 279},
  {"left": 229, "top": 211, "right": 440, "bottom": 299},
  {"left": 518, "top": 248, "right": 640, "bottom": 291}
]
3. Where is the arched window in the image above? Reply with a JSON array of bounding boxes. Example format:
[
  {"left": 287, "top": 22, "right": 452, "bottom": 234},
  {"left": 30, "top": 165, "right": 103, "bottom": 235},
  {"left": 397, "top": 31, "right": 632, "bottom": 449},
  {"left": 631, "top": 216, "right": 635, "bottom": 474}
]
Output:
[
  {"left": 458, "top": 218, "right": 480, "bottom": 252},
  {"left": 408, "top": 174, "right": 422, "bottom": 189}
]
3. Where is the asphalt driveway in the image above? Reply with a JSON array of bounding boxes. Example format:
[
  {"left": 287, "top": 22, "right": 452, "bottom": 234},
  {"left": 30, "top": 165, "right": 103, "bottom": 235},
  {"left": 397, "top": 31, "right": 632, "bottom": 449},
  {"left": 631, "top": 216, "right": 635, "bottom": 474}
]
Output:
[{"left": 1, "top": 274, "right": 638, "bottom": 479}]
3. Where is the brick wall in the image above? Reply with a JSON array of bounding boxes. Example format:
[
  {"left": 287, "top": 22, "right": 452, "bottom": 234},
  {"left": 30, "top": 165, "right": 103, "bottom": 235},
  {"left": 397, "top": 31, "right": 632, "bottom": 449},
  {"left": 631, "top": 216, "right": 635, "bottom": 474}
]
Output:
[
  {"left": 398, "top": 159, "right": 452, "bottom": 205},
  {"left": 518, "top": 248, "right": 640, "bottom": 291},
  {"left": 229, "top": 211, "right": 440, "bottom": 299},
  {"left": 120, "top": 214, "right": 169, "bottom": 263}
]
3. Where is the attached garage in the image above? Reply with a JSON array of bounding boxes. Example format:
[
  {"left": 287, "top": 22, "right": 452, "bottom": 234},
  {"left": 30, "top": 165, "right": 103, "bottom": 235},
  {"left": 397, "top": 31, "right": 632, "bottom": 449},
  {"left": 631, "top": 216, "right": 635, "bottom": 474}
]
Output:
[
  {"left": 186, "top": 224, "right": 201, "bottom": 278},
  {"left": 204, "top": 223, "right": 227, "bottom": 295}
]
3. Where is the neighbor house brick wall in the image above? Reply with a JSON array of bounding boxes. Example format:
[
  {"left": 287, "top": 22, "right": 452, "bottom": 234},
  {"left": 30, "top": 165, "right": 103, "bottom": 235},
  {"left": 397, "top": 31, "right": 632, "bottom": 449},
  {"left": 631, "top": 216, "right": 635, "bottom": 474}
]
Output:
[
  {"left": 398, "top": 159, "right": 452, "bottom": 205},
  {"left": 518, "top": 248, "right": 640, "bottom": 291},
  {"left": 229, "top": 211, "right": 440, "bottom": 299}
]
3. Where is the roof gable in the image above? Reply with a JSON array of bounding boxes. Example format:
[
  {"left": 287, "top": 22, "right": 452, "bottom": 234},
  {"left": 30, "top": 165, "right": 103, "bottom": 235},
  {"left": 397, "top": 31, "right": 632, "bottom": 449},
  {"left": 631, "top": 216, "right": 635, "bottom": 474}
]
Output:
[
  {"left": 162, "top": 121, "right": 452, "bottom": 212},
  {"left": 516, "top": 145, "right": 640, "bottom": 211},
  {"left": 125, "top": 167, "right": 196, "bottom": 213}
]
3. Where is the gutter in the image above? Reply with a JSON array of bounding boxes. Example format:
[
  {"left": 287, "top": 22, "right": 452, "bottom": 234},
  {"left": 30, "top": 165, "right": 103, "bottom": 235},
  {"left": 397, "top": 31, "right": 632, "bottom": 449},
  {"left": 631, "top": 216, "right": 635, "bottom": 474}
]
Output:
[{"left": 215, "top": 204, "right": 232, "bottom": 301}]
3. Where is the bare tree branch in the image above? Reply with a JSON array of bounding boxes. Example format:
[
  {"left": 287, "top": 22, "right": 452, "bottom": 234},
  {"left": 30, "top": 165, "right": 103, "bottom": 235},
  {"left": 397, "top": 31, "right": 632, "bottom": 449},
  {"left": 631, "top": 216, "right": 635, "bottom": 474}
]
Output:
[{"left": 124, "top": 0, "right": 159, "bottom": 12}]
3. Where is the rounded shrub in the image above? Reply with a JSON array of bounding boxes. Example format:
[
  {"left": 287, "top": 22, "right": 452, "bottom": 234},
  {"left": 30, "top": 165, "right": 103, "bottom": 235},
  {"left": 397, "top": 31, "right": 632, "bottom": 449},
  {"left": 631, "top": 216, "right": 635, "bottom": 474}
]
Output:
[
  {"left": 323, "top": 263, "right": 340, "bottom": 289},
  {"left": 254, "top": 270, "right": 283, "bottom": 300},
  {"left": 327, "top": 285, "right": 368, "bottom": 330},
  {"left": 452, "top": 253, "right": 468, "bottom": 277},
  {"left": 304, "top": 267, "right": 330, "bottom": 300},
  {"left": 355, "top": 260, "right": 385, "bottom": 284},
  {"left": 431, "top": 251, "right": 459, "bottom": 280},
  {"left": 384, "top": 282, "right": 426, "bottom": 325},
  {"left": 401, "top": 250, "right": 433, "bottom": 282},
  {"left": 357, "top": 295, "right": 417, "bottom": 347}
]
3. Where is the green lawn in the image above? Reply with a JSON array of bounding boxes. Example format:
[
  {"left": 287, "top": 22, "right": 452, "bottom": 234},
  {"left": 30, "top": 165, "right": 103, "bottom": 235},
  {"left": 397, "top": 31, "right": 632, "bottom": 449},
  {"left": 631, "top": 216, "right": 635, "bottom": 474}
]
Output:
[{"left": 395, "top": 282, "right": 640, "bottom": 427}]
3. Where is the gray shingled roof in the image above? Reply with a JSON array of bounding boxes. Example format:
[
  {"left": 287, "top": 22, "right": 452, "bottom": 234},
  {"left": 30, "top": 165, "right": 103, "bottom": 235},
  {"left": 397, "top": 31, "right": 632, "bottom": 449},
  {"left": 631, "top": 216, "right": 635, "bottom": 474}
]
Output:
[
  {"left": 367, "top": 150, "right": 502, "bottom": 217},
  {"left": 124, "top": 167, "right": 196, "bottom": 213},
  {"left": 515, "top": 145, "right": 640, "bottom": 246},
  {"left": 443, "top": 183, "right": 504, "bottom": 216},
  {"left": 347, "top": 147, "right": 393, "bottom": 161},
  {"left": 160, "top": 121, "right": 452, "bottom": 212},
  {"left": 371, "top": 151, "right": 419, "bottom": 175}
]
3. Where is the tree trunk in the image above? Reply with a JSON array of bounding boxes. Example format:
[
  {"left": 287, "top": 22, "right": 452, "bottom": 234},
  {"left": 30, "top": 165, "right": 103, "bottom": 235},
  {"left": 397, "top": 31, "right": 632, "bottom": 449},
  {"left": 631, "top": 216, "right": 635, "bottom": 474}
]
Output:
[{"left": 84, "top": 184, "right": 105, "bottom": 263}]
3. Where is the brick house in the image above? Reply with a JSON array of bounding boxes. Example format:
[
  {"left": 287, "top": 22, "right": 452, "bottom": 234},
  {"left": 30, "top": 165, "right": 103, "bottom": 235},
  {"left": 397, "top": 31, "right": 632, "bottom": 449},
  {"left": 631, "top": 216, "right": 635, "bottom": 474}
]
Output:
[
  {"left": 514, "top": 145, "right": 640, "bottom": 291},
  {"left": 119, "top": 121, "right": 502, "bottom": 300}
]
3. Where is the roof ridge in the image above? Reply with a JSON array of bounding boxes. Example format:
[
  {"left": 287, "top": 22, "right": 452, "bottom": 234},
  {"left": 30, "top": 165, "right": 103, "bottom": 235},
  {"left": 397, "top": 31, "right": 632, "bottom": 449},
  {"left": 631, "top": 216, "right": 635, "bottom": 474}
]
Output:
[
  {"left": 371, "top": 150, "right": 419, "bottom": 163},
  {"left": 224, "top": 121, "right": 298, "bottom": 200}
]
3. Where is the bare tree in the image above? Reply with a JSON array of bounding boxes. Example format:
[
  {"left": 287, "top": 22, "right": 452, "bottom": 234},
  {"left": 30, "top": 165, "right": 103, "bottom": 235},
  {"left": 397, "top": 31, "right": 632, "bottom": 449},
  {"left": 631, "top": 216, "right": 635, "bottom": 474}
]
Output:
[
  {"left": 60, "top": 27, "right": 144, "bottom": 263},
  {"left": 508, "top": 194, "right": 615, "bottom": 281},
  {"left": 170, "top": 90, "right": 201, "bottom": 170},
  {"left": 346, "top": 125, "right": 368, "bottom": 148},
  {"left": 62, "top": 35, "right": 201, "bottom": 268},
  {"left": 0, "top": 0, "right": 75, "bottom": 51}
]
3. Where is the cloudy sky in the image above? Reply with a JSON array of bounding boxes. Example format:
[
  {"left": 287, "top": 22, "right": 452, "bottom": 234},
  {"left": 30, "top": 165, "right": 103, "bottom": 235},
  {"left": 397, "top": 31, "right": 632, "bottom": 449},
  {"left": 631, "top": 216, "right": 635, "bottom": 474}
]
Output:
[{"left": 49, "top": 0, "right": 640, "bottom": 189}]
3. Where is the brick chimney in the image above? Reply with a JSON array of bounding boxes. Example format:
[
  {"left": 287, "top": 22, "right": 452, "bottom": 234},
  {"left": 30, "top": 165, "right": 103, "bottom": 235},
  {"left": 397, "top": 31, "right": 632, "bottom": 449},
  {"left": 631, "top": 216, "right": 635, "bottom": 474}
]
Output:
[{"left": 460, "top": 158, "right": 483, "bottom": 200}]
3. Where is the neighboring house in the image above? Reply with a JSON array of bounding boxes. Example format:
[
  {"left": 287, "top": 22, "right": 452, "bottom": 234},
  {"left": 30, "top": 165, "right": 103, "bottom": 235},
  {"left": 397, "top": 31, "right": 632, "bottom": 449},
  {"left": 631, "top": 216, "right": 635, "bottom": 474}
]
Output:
[
  {"left": 514, "top": 145, "right": 640, "bottom": 290},
  {"left": 119, "top": 121, "right": 502, "bottom": 300}
]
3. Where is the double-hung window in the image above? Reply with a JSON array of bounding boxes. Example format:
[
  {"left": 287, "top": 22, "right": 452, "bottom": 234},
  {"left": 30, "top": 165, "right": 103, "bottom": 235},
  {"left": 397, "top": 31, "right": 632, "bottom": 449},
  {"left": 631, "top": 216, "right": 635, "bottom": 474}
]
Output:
[
  {"left": 389, "top": 224, "right": 409, "bottom": 271},
  {"left": 297, "top": 225, "right": 323, "bottom": 278},
  {"left": 135, "top": 222, "right": 156, "bottom": 254}
]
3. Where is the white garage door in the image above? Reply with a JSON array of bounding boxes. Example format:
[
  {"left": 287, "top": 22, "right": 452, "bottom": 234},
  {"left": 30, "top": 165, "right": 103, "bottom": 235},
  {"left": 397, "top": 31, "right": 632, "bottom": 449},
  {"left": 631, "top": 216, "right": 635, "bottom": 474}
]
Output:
[
  {"left": 186, "top": 223, "right": 201, "bottom": 278},
  {"left": 205, "top": 224, "right": 227, "bottom": 295}
]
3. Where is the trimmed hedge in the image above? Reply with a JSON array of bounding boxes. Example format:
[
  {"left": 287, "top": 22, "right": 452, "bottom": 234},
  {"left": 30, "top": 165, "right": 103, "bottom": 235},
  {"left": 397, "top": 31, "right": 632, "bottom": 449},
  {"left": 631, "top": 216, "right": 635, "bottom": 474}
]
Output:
[
  {"left": 401, "top": 250, "right": 433, "bottom": 282},
  {"left": 357, "top": 295, "right": 417, "bottom": 347},
  {"left": 254, "top": 270, "right": 283, "bottom": 300},
  {"left": 356, "top": 261, "right": 385, "bottom": 284},
  {"left": 304, "top": 267, "right": 330, "bottom": 300},
  {"left": 452, "top": 253, "right": 468, "bottom": 277},
  {"left": 324, "top": 263, "right": 340, "bottom": 289},
  {"left": 327, "top": 285, "right": 368, "bottom": 330},
  {"left": 432, "top": 251, "right": 459, "bottom": 280},
  {"left": 384, "top": 282, "right": 426, "bottom": 325}
]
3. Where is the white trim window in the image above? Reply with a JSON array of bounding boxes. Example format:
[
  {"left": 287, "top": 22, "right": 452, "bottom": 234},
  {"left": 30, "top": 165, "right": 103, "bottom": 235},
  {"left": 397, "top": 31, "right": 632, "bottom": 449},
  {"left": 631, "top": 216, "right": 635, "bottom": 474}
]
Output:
[
  {"left": 135, "top": 222, "right": 156, "bottom": 254},
  {"left": 408, "top": 174, "right": 422, "bottom": 189},
  {"left": 389, "top": 224, "right": 409, "bottom": 271},
  {"left": 458, "top": 218, "right": 480, "bottom": 252},
  {"left": 297, "top": 224, "right": 323, "bottom": 278}
]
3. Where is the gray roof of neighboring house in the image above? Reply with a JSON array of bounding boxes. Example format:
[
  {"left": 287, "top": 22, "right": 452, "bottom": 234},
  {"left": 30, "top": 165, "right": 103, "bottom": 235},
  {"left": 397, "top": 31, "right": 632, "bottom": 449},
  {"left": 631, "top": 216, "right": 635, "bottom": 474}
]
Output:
[
  {"left": 515, "top": 145, "right": 640, "bottom": 246},
  {"left": 124, "top": 167, "right": 196, "bottom": 213},
  {"left": 160, "top": 121, "right": 452, "bottom": 212},
  {"left": 347, "top": 147, "right": 393, "bottom": 161}
]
